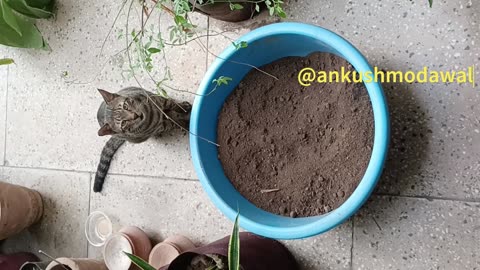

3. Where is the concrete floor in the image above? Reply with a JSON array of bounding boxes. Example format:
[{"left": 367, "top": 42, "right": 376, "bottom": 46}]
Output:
[{"left": 0, "top": 0, "right": 479, "bottom": 269}]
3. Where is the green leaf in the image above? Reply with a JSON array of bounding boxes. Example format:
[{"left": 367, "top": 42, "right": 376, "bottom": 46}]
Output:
[
  {"left": 0, "top": 6, "right": 46, "bottom": 48},
  {"left": 255, "top": 3, "right": 260, "bottom": 12},
  {"left": 239, "top": 41, "right": 248, "bottom": 48},
  {"left": 147, "top": 47, "right": 161, "bottom": 54},
  {"left": 0, "top": 58, "right": 14, "bottom": 65},
  {"left": 1, "top": 0, "right": 22, "bottom": 35},
  {"left": 157, "top": 88, "right": 168, "bottom": 98},
  {"left": 276, "top": 7, "right": 286, "bottom": 18},
  {"left": 232, "top": 41, "right": 248, "bottom": 50},
  {"left": 25, "top": 0, "right": 52, "bottom": 8},
  {"left": 228, "top": 213, "right": 240, "bottom": 270},
  {"left": 174, "top": 15, "right": 187, "bottom": 26},
  {"left": 269, "top": 6, "right": 274, "bottom": 16},
  {"left": 428, "top": 0, "right": 433, "bottom": 7},
  {"left": 124, "top": 252, "right": 157, "bottom": 270},
  {"left": 213, "top": 76, "right": 232, "bottom": 86},
  {"left": 5, "top": 0, "right": 54, "bottom": 19},
  {"left": 229, "top": 3, "right": 243, "bottom": 10}
]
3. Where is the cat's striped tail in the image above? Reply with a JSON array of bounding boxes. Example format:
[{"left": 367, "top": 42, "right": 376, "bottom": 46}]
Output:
[{"left": 93, "top": 137, "right": 125, "bottom": 192}]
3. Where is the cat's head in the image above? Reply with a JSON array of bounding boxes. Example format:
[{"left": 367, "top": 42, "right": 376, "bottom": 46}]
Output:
[{"left": 97, "top": 89, "right": 145, "bottom": 136}]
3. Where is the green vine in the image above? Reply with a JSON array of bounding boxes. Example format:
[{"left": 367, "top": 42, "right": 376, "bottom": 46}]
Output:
[{"left": 114, "top": 0, "right": 285, "bottom": 98}]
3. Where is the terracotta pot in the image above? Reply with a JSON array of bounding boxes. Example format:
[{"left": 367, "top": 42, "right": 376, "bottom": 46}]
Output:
[
  {"left": 0, "top": 182, "right": 44, "bottom": 240},
  {"left": 46, "top": 258, "right": 107, "bottom": 270},
  {"left": 148, "top": 242, "right": 180, "bottom": 269},
  {"left": 149, "top": 235, "right": 196, "bottom": 269},
  {"left": 164, "top": 234, "right": 196, "bottom": 252},
  {"left": 159, "top": 232, "right": 299, "bottom": 270},
  {"left": 189, "top": 0, "right": 257, "bottom": 22},
  {"left": 0, "top": 252, "right": 39, "bottom": 270},
  {"left": 119, "top": 226, "right": 152, "bottom": 262}
]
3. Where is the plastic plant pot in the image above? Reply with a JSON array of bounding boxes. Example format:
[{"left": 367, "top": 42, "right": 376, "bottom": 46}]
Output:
[
  {"left": 189, "top": 22, "right": 390, "bottom": 239},
  {"left": 103, "top": 233, "right": 134, "bottom": 270},
  {"left": 85, "top": 211, "right": 113, "bottom": 247}
]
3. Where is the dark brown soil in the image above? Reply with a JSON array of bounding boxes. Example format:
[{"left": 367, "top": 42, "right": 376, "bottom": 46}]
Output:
[{"left": 217, "top": 53, "right": 374, "bottom": 217}]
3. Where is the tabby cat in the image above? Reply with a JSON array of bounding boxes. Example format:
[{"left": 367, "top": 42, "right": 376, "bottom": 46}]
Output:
[{"left": 94, "top": 87, "right": 192, "bottom": 192}]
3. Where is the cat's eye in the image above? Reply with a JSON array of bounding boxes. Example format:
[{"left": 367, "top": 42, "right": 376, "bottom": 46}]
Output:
[{"left": 123, "top": 102, "right": 128, "bottom": 109}]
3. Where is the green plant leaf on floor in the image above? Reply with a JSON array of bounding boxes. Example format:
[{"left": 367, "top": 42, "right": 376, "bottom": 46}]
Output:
[
  {"left": 0, "top": 10, "right": 46, "bottom": 48},
  {"left": 1, "top": 0, "right": 22, "bottom": 35},
  {"left": 229, "top": 3, "right": 243, "bottom": 10},
  {"left": 5, "top": 0, "right": 54, "bottom": 19},
  {"left": 428, "top": 0, "right": 433, "bottom": 7},
  {"left": 0, "top": 8, "right": 47, "bottom": 48},
  {"left": 0, "top": 58, "right": 14, "bottom": 65},
  {"left": 147, "top": 47, "right": 161, "bottom": 54},
  {"left": 228, "top": 213, "right": 240, "bottom": 270},
  {"left": 123, "top": 252, "right": 157, "bottom": 270}
]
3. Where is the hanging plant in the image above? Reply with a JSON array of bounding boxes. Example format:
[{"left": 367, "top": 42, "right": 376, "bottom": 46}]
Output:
[{"left": 0, "top": 0, "right": 55, "bottom": 49}]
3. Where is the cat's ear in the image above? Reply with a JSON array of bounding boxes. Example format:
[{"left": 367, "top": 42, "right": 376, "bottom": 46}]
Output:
[
  {"left": 98, "top": 124, "right": 115, "bottom": 136},
  {"left": 97, "top": 89, "right": 118, "bottom": 104}
]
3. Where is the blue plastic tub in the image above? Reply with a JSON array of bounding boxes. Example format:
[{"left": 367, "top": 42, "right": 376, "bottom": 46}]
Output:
[{"left": 190, "top": 22, "right": 390, "bottom": 239}]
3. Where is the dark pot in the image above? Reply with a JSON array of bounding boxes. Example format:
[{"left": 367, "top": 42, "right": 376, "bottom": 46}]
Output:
[
  {"left": 160, "top": 232, "right": 298, "bottom": 270},
  {"left": 189, "top": 0, "right": 257, "bottom": 22},
  {"left": 0, "top": 252, "right": 39, "bottom": 270}
]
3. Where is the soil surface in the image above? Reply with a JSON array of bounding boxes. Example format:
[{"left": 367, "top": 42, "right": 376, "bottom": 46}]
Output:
[{"left": 217, "top": 53, "right": 374, "bottom": 217}]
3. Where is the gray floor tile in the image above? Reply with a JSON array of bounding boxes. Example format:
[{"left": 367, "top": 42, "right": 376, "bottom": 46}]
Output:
[
  {"left": 106, "top": 134, "right": 195, "bottom": 180},
  {"left": 0, "top": 167, "right": 91, "bottom": 258},
  {"left": 353, "top": 195, "right": 480, "bottom": 270},
  {"left": 3, "top": 0, "right": 133, "bottom": 172},
  {"left": 282, "top": 222, "right": 352, "bottom": 270},
  {"left": 88, "top": 174, "right": 352, "bottom": 269},
  {"left": 3, "top": 0, "right": 206, "bottom": 180}
]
